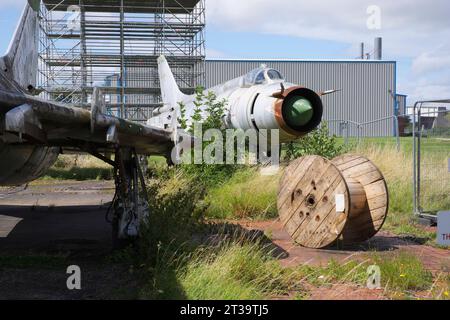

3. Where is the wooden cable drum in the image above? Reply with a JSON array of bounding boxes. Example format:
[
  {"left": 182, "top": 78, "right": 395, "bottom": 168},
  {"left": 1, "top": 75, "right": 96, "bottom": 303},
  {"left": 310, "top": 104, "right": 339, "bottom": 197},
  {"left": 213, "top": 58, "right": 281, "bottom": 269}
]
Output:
[{"left": 277, "top": 154, "right": 389, "bottom": 249}]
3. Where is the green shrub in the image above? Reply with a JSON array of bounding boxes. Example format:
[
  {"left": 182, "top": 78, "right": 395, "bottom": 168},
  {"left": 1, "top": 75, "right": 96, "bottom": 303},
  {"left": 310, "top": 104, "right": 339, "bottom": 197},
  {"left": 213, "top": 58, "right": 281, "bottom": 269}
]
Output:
[
  {"left": 284, "top": 122, "right": 346, "bottom": 160},
  {"left": 178, "top": 88, "right": 239, "bottom": 186}
]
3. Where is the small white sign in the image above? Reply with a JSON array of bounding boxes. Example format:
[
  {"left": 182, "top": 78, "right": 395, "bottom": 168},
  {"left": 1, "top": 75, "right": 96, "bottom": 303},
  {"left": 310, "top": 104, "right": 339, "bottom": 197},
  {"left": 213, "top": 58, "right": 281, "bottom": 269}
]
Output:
[
  {"left": 437, "top": 211, "right": 450, "bottom": 246},
  {"left": 335, "top": 194, "right": 345, "bottom": 213}
]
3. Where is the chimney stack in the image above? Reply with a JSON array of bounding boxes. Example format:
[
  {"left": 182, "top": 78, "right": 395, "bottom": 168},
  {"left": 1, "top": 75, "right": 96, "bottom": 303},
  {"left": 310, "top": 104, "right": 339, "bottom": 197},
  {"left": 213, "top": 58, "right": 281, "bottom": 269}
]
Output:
[{"left": 374, "top": 37, "right": 382, "bottom": 60}]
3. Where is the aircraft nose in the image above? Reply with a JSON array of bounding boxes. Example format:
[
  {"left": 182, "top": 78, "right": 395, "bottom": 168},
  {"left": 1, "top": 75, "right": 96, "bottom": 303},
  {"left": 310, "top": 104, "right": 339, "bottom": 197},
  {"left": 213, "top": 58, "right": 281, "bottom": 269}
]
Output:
[{"left": 283, "top": 96, "right": 314, "bottom": 127}]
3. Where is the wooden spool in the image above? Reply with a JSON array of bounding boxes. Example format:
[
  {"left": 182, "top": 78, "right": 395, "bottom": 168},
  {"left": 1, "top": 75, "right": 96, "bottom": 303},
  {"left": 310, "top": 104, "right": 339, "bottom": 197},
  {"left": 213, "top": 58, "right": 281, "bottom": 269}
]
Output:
[{"left": 277, "top": 154, "right": 388, "bottom": 249}]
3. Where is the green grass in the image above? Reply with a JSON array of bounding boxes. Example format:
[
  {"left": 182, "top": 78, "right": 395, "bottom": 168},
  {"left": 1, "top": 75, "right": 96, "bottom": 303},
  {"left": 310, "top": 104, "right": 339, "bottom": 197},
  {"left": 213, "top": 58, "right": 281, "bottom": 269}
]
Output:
[
  {"left": 205, "top": 168, "right": 279, "bottom": 220},
  {"left": 39, "top": 154, "right": 113, "bottom": 181},
  {"left": 297, "top": 259, "right": 368, "bottom": 287},
  {"left": 41, "top": 167, "right": 113, "bottom": 181},
  {"left": 137, "top": 236, "right": 439, "bottom": 300},
  {"left": 294, "top": 252, "right": 435, "bottom": 297},
  {"left": 371, "top": 252, "right": 433, "bottom": 292},
  {"left": 140, "top": 239, "right": 303, "bottom": 300},
  {"left": 179, "top": 243, "right": 287, "bottom": 299},
  {"left": 336, "top": 136, "right": 450, "bottom": 154}
]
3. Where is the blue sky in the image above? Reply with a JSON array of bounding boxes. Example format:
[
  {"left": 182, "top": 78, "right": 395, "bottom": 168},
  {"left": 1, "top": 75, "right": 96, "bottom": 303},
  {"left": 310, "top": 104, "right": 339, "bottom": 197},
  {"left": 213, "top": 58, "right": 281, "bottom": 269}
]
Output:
[{"left": 1, "top": 0, "right": 449, "bottom": 104}]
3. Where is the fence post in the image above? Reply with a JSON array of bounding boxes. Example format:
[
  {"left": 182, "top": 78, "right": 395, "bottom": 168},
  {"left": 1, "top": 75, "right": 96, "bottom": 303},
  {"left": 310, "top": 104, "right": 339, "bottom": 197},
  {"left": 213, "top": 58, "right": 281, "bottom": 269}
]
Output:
[
  {"left": 395, "top": 115, "right": 400, "bottom": 152},
  {"left": 345, "top": 121, "right": 349, "bottom": 146},
  {"left": 357, "top": 124, "right": 363, "bottom": 146},
  {"left": 412, "top": 103, "right": 417, "bottom": 215}
]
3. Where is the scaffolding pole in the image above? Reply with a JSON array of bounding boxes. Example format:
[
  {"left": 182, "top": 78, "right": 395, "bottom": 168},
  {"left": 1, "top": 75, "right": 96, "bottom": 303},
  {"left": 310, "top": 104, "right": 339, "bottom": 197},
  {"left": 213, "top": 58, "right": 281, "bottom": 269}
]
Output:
[{"left": 38, "top": 0, "right": 206, "bottom": 122}]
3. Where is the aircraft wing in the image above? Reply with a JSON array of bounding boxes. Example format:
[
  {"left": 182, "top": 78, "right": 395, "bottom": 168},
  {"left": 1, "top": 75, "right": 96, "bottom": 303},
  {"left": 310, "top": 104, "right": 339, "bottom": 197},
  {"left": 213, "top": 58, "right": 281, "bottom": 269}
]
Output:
[{"left": 0, "top": 86, "right": 174, "bottom": 156}]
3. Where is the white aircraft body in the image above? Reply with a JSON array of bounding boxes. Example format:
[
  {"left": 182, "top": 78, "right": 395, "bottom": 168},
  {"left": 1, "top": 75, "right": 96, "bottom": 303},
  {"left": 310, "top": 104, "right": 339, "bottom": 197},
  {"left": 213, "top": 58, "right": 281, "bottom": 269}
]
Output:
[{"left": 148, "top": 56, "right": 324, "bottom": 144}]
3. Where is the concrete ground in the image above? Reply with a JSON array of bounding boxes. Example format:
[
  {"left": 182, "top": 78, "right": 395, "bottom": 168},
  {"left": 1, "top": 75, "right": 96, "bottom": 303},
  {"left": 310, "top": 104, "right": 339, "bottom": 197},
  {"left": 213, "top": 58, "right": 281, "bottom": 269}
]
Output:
[
  {"left": 0, "top": 181, "right": 448, "bottom": 300},
  {"left": 0, "top": 181, "right": 139, "bottom": 300}
]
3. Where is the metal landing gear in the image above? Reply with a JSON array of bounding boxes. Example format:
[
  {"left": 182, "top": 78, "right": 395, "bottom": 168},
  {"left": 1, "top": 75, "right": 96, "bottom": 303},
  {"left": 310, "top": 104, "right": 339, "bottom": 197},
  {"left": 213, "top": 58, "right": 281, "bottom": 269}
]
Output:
[{"left": 110, "top": 148, "right": 149, "bottom": 248}]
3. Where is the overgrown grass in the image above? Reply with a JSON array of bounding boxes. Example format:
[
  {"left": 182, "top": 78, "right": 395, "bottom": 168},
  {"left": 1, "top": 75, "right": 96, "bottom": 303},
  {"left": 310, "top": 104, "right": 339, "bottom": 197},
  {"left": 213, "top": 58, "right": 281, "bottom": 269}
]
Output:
[
  {"left": 353, "top": 143, "right": 446, "bottom": 242},
  {"left": 205, "top": 168, "right": 280, "bottom": 220},
  {"left": 127, "top": 159, "right": 446, "bottom": 300},
  {"left": 295, "top": 251, "right": 437, "bottom": 298},
  {"left": 179, "top": 242, "right": 297, "bottom": 300},
  {"left": 40, "top": 155, "right": 113, "bottom": 181},
  {"left": 371, "top": 252, "right": 433, "bottom": 292},
  {"left": 135, "top": 228, "right": 441, "bottom": 299},
  {"left": 297, "top": 259, "right": 368, "bottom": 287}
]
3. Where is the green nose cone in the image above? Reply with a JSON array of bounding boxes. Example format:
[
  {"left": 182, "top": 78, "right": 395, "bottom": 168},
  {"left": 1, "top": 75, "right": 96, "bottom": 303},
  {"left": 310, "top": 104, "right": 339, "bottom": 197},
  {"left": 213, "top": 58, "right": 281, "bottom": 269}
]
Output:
[{"left": 285, "top": 97, "right": 314, "bottom": 127}]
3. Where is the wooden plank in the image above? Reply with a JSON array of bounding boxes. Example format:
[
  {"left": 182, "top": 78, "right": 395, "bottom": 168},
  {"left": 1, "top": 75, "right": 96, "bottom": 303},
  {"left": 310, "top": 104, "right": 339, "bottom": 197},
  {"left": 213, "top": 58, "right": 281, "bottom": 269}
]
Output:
[
  {"left": 277, "top": 156, "right": 316, "bottom": 206},
  {"left": 293, "top": 176, "right": 347, "bottom": 247},
  {"left": 340, "top": 161, "right": 377, "bottom": 179},
  {"left": 287, "top": 166, "right": 343, "bottom": 239},
  {"left": 332, "top": 154, "right": 360, "bottom": 166},
  {"left": 353, "top": 170, "right": 383, "bottom": 186},
  {"left": 335, "top": 157, "right": 369, "bottom": 171},
  {"left": 296, "top": 180, "right": 348, "bottom": 248},
  {"left": 279, "top": 157, "right": 331, "bottom": 226},
  {"left": 342, "top": 212, "right": 387, "bottom": 242},
  {"left": 365, "top": 180, "right": 388, "bottom": 201},
  {"left": 347, "top": 205, "right": 387, "bottom": 227},
  {"left": 277, "top": 157, "right": 306, "bottom": 196},
  {"left": 282, "top": 162, "right": 341, "bottom": 230}
]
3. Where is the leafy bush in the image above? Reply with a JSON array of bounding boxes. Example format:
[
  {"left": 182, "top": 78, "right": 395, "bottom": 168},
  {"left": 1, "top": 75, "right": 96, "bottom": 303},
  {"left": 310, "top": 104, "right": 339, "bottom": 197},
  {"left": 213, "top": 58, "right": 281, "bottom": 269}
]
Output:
[
  {"left": 284, "top": 122, "right": 346, "bottom": 160},
  {"left": 178, "top": 88, "right": 240, "bottom": 186}
]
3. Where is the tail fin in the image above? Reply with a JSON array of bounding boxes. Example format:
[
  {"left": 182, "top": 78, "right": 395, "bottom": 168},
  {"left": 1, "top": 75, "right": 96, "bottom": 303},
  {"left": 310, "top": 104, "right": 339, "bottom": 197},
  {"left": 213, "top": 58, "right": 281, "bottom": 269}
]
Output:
[
  {"left": 158, "top": 55, "right": 188, "bottom": 108},
  {"left": 0, "top": 2, "right": 39, "bottom": 93}
]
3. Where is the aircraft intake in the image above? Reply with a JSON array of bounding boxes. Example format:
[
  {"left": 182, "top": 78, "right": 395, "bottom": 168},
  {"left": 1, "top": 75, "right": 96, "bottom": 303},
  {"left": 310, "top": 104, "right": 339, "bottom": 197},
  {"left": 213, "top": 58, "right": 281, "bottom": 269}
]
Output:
[{"left": 274, "top": 87, "right": 324, "bottom": 140}]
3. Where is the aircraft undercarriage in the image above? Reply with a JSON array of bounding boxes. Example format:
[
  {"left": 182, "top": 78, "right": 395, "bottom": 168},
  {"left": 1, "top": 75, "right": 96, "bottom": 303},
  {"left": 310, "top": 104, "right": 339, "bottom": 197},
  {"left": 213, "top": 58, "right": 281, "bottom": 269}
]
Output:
[{"left": 104, "top": 148, "right": 149, "bottom": 247}]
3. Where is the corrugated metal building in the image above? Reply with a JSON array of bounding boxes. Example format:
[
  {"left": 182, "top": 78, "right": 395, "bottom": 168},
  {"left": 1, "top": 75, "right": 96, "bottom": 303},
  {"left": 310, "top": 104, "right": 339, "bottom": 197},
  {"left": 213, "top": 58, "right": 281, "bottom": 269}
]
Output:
[
  {"left": 396, "top": 94, "right": 407, "bottom": 115},
  {"left": 205, "top": 59, "right": 397, "bottom": 137}
]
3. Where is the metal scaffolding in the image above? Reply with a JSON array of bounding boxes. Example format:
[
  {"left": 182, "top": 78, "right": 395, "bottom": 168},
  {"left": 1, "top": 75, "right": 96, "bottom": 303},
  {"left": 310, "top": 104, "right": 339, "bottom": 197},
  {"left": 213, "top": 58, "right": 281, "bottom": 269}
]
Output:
[{"left": 37, "top": 0, "right": 205, "bottom": 122}]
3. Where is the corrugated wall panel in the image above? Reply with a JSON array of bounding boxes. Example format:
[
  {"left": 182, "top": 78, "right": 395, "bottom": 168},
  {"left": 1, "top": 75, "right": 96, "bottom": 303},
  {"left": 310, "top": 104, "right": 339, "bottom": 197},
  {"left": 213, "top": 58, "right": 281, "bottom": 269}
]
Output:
[{"left": 205, "top": 60, "right": 396, "bottom": 137}]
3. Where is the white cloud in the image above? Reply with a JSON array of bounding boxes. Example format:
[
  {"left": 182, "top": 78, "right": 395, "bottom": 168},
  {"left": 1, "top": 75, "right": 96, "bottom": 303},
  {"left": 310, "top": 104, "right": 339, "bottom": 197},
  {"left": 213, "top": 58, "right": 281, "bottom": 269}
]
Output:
[
  {"left": 412, "top": 50, "right": 450, "bottom": 76},
  {"left": 207, "top": 0, "right": 450, "bottom": 101},
  {"left": 207, "top": 0, "right": 450, "bottom": 57}
]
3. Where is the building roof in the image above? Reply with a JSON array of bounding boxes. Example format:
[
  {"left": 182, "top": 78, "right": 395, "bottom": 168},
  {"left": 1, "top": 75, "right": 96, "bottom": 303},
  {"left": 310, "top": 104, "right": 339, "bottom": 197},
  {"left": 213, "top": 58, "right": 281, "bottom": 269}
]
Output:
[{"left": 206, "top": 58, "right": 396, "bottom": 63}]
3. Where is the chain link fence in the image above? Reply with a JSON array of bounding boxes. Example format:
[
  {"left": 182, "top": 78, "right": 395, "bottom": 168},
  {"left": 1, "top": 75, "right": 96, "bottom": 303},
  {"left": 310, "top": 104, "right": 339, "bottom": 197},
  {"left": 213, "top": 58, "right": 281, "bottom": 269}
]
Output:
[
  {"left": 327, "top": 115, "right": 402, "bottom": 150},
  {"left": 412, "top": 102, "right": 450, "bottom": 220}
]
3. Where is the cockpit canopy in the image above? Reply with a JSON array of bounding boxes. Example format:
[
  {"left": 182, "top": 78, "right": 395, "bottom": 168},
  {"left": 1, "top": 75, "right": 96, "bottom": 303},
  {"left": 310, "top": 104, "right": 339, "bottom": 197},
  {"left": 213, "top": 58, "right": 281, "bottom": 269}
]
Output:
[{"left": 243, "top": 66, "right": 284, "bottom": 85}]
